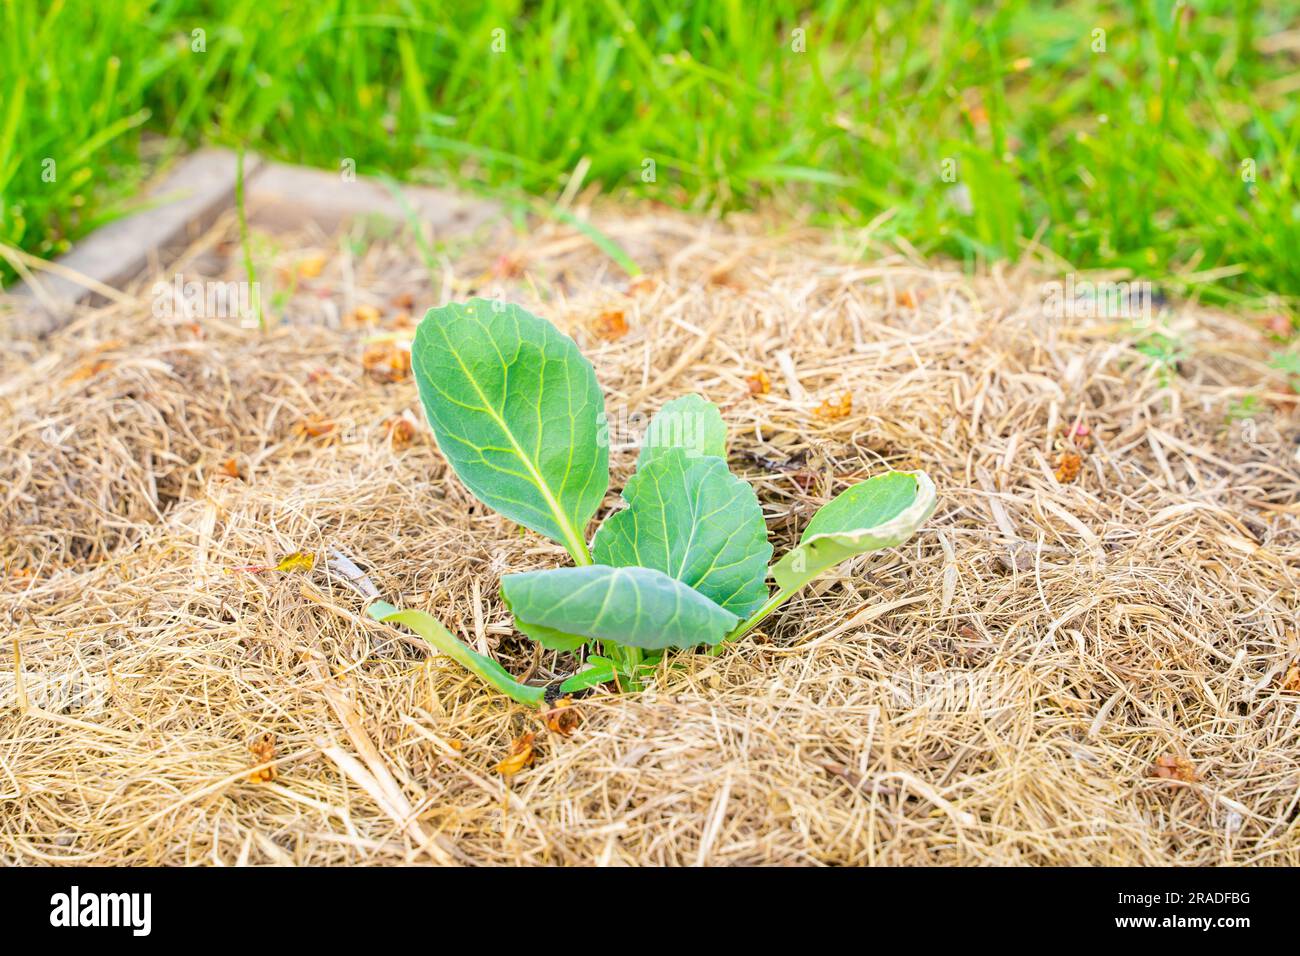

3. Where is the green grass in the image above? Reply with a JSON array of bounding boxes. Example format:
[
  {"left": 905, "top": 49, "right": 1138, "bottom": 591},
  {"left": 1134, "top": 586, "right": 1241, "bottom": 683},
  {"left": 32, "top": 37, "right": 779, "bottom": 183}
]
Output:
[{"left": 2, "top": 0, "right": 1298, "bottom": 308}]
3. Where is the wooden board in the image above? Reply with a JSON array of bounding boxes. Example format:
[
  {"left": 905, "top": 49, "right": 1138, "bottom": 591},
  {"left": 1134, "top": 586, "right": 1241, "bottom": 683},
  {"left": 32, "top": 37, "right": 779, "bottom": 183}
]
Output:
[
  {"left": 247, "top": 160, "right": 499, "bottom": 236},
  {"left": 3, "top": 149, "right": 500, "bottom": 337}
]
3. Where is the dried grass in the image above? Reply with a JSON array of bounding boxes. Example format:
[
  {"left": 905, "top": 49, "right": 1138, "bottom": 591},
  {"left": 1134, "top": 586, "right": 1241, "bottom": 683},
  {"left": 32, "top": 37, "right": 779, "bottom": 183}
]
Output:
[{"left": 1, "top": 207, "right": 1298, "bottom": 865}]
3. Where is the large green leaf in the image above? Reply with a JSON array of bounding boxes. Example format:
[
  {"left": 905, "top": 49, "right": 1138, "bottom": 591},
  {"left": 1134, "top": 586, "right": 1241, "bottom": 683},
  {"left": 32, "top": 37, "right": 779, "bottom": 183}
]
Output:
[
  {"left": 412, "top": 299, "right": 609, "bottom": 559},
  {"left": 771, "top": 471, "right": 937, "bottom": 592},
  {"left": 501, "top": 565, "right": 740, "bottom": 650},
  {"left": 591, "top": 448, "right": 771, "bottom": 617},
  {"left": 636, "top": 394, "right": 727, "bottom": 469}
]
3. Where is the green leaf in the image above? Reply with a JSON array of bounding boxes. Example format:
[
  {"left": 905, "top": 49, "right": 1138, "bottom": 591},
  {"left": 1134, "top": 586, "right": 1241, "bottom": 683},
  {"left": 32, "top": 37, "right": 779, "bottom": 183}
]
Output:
[
  {"left": 367, "top": 600, "right": 546, "bottom": 707},
  {"left": 637, "top": 394, "right": 727, "bottom": 469},
  {"left": 511, "top": 619, "right": 589, "bottom": 653},
  {"left": 558, "top": 656, "right": 618, "bottom": 693},
  {"left": 501, "top": 565, "right": 740, "bottom": 651},
  {"left": 412, "top": 299, "right": 609, "bottom": 561},
  {"left": 770, "top": 471, "right": 937, "bottom": 592},
  {"left": 591, "top": 448, "right": 771, "bottom": 617}
]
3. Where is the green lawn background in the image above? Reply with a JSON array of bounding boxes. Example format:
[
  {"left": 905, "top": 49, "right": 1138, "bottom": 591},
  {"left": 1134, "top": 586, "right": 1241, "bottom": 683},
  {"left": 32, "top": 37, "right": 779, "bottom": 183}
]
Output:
[{"left": 2, "top": 0, "right": 1297, "bottom": 308}]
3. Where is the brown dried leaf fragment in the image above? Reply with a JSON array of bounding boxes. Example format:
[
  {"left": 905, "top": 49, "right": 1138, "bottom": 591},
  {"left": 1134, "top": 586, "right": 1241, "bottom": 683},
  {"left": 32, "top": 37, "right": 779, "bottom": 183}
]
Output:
[
  {"left": 383, "top": 415, "right": 416, "bottom": 449},
  {"left": 491, "top": 253, "right": 524, "bottom": 279},
  {"left": 707, "top": 266, "right": 743, "bottom": 289},
  {"left": 494, "top": 732, "right": 536, "bottom": 777},
  {"left": 789, "top": 469, "right": 818, "bottom": 493},
  {"left": 1281, "top": 662, "right": 1300, "bottom": 693},
  {"left": 230, "top": 551, "right": 317, "bottom": 575},
  {"left": 273, "top": 552, "right": 315, "bottom": 573},
  {"left": 626, "top": 274, "right": 656, "bottom": 296},
  {"left": 1152, "top": 754, "right": 1197, "bottom": 782},
  {"left": 591, "top": 309, "right": 629, "bottom": 341},
  {"left": 65, "top": 359, "right": 114, "bottom": 385},
  {"left": 294, "top": 416, "right": 337, "bottom": 440},
  {"left": 345, "top": 304, "right": 382, "bottom": 328},
  {"left": 543, "top": 698, "right": 581, "bottom": 737},
  {"left": 248, "top": 733, "right": 277, "bottom": 783},
  {"left": 296, "top": 254, "right": 327, "bottom": 279},
  {"left": 362, "top": 340, "right": 412, "bottom": 383},
  {"left": 814, "top": 391, "right": 853, "bottom": 420},
  {"left": 1054, "top": 452, "right": 1083, "bottom": 483}
]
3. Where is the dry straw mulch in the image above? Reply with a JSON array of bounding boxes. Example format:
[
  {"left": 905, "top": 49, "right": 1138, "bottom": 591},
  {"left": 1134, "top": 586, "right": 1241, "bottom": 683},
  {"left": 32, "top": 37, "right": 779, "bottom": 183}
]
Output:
[{"left": 2, "top": 206, "right": 1298, "bottom": 866}]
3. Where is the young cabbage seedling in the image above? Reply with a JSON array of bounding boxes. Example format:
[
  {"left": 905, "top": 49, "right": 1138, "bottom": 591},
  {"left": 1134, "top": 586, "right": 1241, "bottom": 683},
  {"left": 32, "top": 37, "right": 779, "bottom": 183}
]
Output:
[{"left": 368, "top": 299, "right": 936, "bottom": 704}]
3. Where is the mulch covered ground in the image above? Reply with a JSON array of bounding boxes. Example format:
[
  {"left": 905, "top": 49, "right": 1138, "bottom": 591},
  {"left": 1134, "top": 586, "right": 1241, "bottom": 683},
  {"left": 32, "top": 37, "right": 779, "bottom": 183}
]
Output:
[{"left": 2, "top": 205, "right": 1298, "bottom": 864}]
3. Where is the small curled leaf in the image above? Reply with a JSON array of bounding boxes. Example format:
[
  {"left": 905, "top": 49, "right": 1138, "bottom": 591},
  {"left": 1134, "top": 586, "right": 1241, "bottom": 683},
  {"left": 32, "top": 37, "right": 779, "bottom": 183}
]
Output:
[{"left": 771, "top": 471, "right": 937, "bottom": 592}]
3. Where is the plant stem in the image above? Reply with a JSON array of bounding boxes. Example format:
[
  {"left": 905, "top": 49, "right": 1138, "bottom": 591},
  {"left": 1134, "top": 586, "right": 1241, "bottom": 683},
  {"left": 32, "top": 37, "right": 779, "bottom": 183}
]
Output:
[
  {"left": 568, "top": 534, "right": 593, "bottom": 566},
  {"left": 369, "top": 600, "right": 545, "bottom": 707},
  {"left": 725, "top": 586, "right": 795, "bottom": 643},
  {"left": 602, "top": 643, "right": 641, "bottom": 691},
  {"left": 623, "top": 646, "right": 644, "bottom": 691}
]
